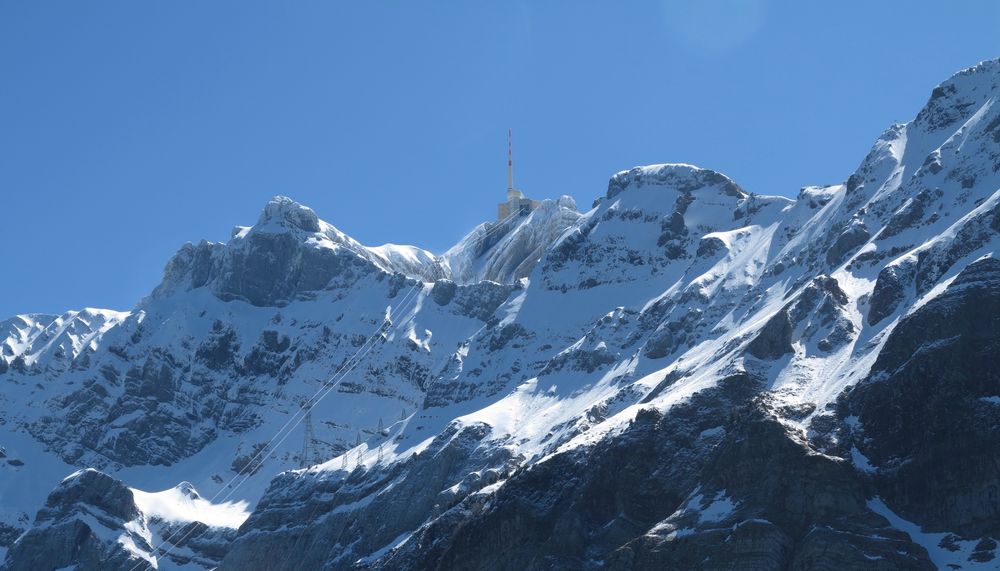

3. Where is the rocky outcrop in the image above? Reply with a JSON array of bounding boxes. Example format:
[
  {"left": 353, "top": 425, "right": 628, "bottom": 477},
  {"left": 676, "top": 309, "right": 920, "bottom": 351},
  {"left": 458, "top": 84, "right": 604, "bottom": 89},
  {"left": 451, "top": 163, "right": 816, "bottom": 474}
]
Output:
[
  {"left": 155, "top": 205, "right": 380, "bottom": 307},
  {"left": 746, "top": 309, "right": 793, "bottom": 360},
  {"left": 826, "top": 221, "right": 870, "bottom": 266},
  {"left": 541, "top": 164, "right": 784, "bottom": 296},
  {"left": 375, "top": 377, "right": 757, "bottom": 571},
  {"left": 846, "top": 256, "right": 1000, "bottom": 538},
  {"left": 4, "top": 471, "right": 242, "bottom": 571},
  {"left": 3, "top": 469, "right": 147, "bottom": 571},
  {"left": 786, "top": 275, "right": 854, "bottom": 352},
  {"left": 607, "top": 407, "right": 933, "bottom": 570},
  {"left": 153, "top": 196, "right": 447, "bottom": 306},
  {"left": 214, "top": 59, "right": 1000, "bottom": 571},
  {"left": 363, "top": 384, "right": 934, "bottom": 571},
  {"left": 868, "top": 259, "right": 916, "bottom": 326},
  {"left": 219, "top": 423, "right": 518, "bottom": 571},
  {"left": 606, "top": 164, "right": 744, "bottom": 201}
]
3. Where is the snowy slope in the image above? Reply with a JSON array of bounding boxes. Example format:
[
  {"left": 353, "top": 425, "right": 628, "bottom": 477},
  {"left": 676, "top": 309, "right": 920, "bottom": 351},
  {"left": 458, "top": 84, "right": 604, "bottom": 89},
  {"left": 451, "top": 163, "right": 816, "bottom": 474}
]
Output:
[
  {"left": 442, "top": 195, "right": 582, "bottom": 284},
  {"left": 0, "top": 309, "right": 127, "bottom": 372}
]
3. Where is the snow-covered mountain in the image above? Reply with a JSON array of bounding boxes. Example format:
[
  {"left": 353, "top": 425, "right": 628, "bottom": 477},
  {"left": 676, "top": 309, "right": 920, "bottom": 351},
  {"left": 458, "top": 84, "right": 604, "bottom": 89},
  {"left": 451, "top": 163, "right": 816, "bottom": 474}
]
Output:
[
  {"left": 2, "top": 58, "right": 1000, "bottom": 570},
  {"left": 0, "top": 184, "right": 580, "bottom": 568}
]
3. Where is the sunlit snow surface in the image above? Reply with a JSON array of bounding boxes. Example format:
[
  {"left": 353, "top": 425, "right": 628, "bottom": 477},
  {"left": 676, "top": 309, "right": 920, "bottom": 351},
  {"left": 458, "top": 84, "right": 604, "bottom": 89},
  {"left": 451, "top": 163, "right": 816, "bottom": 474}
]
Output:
[{"left": 131, "top": 483, "right": 249, "bottom": 529}]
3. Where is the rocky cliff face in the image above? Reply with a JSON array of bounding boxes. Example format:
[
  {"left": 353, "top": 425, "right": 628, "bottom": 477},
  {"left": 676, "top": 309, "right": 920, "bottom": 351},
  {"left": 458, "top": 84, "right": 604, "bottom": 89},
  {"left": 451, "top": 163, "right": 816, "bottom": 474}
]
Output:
[
  {"left": 845, "top": 256, "right": 1000, "bottom": 540},
  {"left": 4, "top": 469, "right": 146, "bottom": 571},
  {"left": 3, "top": 469, "right": 238, "bottom": 570},
  {"left": 3, "top": 58, "right": 1000, "bottom": 571}
]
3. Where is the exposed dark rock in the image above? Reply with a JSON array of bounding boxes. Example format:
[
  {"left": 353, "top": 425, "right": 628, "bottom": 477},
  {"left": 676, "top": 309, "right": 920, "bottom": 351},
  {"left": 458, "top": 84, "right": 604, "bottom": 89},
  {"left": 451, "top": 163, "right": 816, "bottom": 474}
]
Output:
[
  {"left": 826, "top": 222, "right": 870, "bottom": 266},
  {"left": 431, "top": 279, "right": 458, "bottom": 306},
  {"left": 43, "top": 469, "right": 139, "bottom": 522},
  {"left": 696, "top": 236, "right": 725, "bottom": 257},
  {"left": 914, "top": 202, "right": 1000, "bottom": 293},
  {"left": 258, "top": 195, "right": 322, "bottom": 232},
  {"left": 791, "top": 275, "right": 848, "bottom": 320},
  {"left": 243, "top": 330, "right": 292, "bottom": 378},
  {"left": 846, "top": 256, "right": 1000, "bottom": 537},
  {"left": 155, "top": 520, "right": 237, "bottom": 566},
  {"left": 608, "top": 407, "right": 933, "bottom": 570},
  {"left": 129, "top": 356, "right": 177, "bottom": 402},
  {"left": 447, "top": 281, "right": 514, "bottom": 322},
  {"left": 606, "top": 165, "right": 744, "bottom": 201},
  {"left": 971, "top": 537, "right": 998, "bottom": 563},
  {"left": 541, "top": 345, "right": 617, "bottom": 375},
  {"left": 881, "top": 190, "right": 930, "bottom": 239},
  {"left": 3, "top": 469, "right": 146, "bottom": 571},
  {"left": 365, "top": 381, "right": 933, "bottom": 571},
  {"left": 868, "top": 260, "right": 916, "bottom": 325},
  {"left": 220, "top": 423, "right": 516, "bottom": 571},
  {"left": 746, "top": 309, "right": 793, "bottom": 360},
  {"left": 196, "top": 324, "right": 240, "bottom": 370},
  {"left": 642, "top": 328, "right": 674, "bottom": 359},
  {"left": 783, "top": 275, "right": 855, "bottom": 352},
  {"left": 656, "top": 211, "right": 688, "bottom": 251},
  {"left": 6, "top": 61, "right": 1000, "bottom": 571},
  {"left": 845, "top": 173, "right": 864, "bottom": 195},
  {"left": 216, "top": 232, "right": 373, "bottom": 306},
  {"left": 157, "top": 240, "right": 224, "bottom": 294},
  {"left": 153, "top": 198, "right": 382, "bottom": 307},
  {"left": 382, "top": 381, "right": 754, "bottom": 571},
  {"left": 0, "top": 522, "right": 22, "bottom": 549},
  {"left": 488, "top": 323, "right": 530, "bottom": 352}
]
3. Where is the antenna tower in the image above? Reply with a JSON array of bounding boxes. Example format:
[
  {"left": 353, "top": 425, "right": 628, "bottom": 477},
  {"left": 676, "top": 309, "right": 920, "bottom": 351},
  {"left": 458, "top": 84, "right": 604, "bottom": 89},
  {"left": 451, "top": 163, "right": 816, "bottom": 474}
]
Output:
[{"left": 507, "top": 128, "right": 514, "bottom": 192}]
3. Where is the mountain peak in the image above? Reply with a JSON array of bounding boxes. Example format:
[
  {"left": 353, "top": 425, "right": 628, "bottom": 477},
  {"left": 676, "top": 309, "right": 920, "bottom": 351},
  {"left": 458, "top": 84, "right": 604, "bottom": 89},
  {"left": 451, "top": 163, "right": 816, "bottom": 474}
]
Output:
[
  {"left": 606, "top": 163, "right": 745, "bottom": 201},
  {"left": 255, "top": 195, "right": 322, "bottom": 233},
  {"left": 174, "top": 481, "right": 202, "bottom": 500},
  {"left": 912, "top": 57, "right": 1000, "bottom": 135}
]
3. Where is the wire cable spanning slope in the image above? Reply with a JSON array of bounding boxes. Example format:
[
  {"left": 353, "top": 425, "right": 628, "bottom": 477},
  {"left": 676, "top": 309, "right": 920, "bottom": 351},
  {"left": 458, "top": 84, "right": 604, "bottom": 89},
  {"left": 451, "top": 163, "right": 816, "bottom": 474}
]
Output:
[
  {"left": 130, "top": 209, "right": 528, "bottom": 570},
  {"left": 213, "top": 210, "right": 525, "bottom": 499},
  {"left": 128, "top": 284, "right": 423, "bottom": 571}
]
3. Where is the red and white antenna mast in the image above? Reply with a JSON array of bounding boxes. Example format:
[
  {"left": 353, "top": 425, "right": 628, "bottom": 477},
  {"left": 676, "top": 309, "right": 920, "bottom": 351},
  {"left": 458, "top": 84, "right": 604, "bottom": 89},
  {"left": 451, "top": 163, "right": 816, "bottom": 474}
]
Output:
[{"left": 507, "top": 128, "right": 514, "bottom": 192}]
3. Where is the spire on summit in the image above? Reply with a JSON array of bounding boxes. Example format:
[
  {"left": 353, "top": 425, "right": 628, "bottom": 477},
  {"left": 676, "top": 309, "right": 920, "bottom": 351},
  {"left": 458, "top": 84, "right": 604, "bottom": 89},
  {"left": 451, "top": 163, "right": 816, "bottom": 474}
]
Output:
[{"left": 498, "top": 129, "right": 540, "bottom": 220}]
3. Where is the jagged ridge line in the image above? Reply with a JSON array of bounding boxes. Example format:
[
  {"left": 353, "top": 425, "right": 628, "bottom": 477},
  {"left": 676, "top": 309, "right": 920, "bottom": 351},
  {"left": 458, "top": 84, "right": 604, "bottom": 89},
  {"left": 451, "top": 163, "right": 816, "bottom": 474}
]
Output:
[
  {"left": 131, "top": 207, "right": 530, "bottom": 570},
  {"left": 217, "top": 208, "right": 527, "bottom": 496}
]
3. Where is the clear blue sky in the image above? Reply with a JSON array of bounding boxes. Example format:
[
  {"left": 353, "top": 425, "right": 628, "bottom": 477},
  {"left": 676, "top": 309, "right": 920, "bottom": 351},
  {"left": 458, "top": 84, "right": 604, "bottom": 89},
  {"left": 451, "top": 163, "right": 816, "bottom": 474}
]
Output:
[{"left": 3, "top": 1, "right": 999, "bottom": 318}]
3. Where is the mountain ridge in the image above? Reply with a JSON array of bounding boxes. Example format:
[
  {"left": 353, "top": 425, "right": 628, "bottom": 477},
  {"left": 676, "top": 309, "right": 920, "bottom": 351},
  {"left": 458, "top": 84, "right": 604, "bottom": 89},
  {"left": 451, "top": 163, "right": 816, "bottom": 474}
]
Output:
[{"left": 2, "top": 56, "right": 999, "bottom": 570}]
